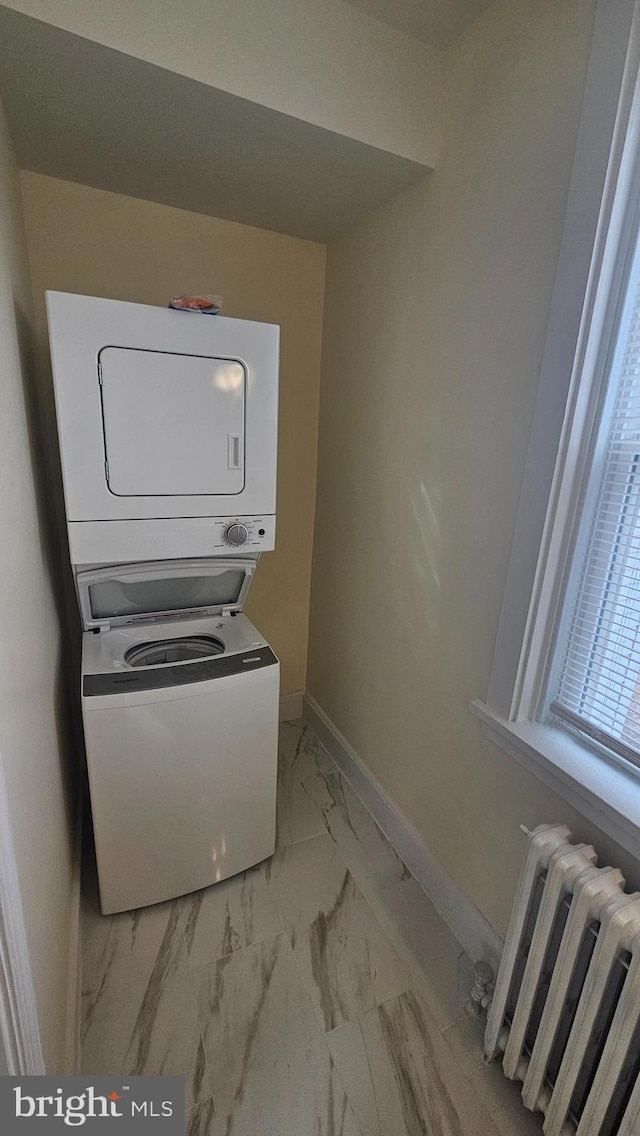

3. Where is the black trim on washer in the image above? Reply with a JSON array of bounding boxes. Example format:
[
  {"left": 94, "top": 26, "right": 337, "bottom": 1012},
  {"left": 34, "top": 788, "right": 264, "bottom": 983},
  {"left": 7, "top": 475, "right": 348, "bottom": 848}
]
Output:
[{"left": 83, "top": 645, "right": 278, "bottom": 696}]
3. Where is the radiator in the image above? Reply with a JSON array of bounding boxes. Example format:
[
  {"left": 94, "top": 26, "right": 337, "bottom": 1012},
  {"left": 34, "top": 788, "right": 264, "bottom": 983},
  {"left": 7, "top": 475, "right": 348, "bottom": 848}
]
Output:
[{"left": 485, "top": 824, "right": 640, "bottom": 1136}]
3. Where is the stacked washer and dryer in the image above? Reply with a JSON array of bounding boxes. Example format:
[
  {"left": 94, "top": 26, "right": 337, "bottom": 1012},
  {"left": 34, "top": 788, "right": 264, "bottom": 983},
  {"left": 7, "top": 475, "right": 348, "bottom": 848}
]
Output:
[{"left": 47, "top": 291, "right": 280, "bottom": 914}]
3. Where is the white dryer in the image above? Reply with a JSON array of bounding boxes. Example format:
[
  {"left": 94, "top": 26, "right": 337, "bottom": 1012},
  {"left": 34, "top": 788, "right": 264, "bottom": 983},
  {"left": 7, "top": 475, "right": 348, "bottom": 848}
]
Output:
[
  {"left": 78, "top": 558, "right": 279, "bottom": 915},
  {"left": 46, "top": 291, "right": 279, "bottom": 565}
]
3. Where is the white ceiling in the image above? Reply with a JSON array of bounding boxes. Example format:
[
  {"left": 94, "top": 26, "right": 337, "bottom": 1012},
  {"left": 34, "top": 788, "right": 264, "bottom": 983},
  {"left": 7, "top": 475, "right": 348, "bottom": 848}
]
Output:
[
  {"left": 0, "top": 6, "right": 430, "bottom": 243},
  {"left": 345, "top": 0, "right": 495, "bottom": 45}
]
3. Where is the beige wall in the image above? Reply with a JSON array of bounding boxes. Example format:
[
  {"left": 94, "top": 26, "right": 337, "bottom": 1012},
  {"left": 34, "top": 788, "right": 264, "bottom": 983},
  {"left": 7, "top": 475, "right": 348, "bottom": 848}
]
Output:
[
  {"left": 20, "top": 173, "right": 326, "bottom": 696},
  {"left": 308, "top": 0, "right": 640, "bottom": 938},
  {"left": 3, "top": 0, "right": 442, "bottom": 165},
  {"left": 0, "top": 100, "right": 75, "bottom": 1071}
]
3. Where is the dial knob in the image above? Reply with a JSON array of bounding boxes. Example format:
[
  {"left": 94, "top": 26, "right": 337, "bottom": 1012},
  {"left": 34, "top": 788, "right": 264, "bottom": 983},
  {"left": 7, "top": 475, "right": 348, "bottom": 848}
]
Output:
[{"left": 225, "top": 523, "right": 249, "bottom": 546}]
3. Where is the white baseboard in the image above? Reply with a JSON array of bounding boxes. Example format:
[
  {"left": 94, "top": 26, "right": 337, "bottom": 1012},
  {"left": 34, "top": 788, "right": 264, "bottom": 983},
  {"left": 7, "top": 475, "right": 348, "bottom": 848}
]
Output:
[
  {"left": 303, "top": 692, "right": 503, "bottom": 972},
  {"left": 279, "top": 691, "right": 304, "bottom": 721},
  {"left": 64, "top": 791, "right": 83, "bottom": 1075}
]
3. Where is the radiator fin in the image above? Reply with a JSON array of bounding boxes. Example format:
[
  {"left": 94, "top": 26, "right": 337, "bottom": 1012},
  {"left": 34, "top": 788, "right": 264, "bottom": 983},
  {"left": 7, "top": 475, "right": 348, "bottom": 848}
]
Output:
[
  {"left": 617, "top": 1044, "right": 640, "bottom": 1135},
  {"left": 598, "top": 989, "right": 640, "bottom": 1136},
  {"left": 485, "top": 824, "right": 640, "bottom": 1136},
  {"left": 503, "top": 843, "right": 598, "bottom": 1082}
]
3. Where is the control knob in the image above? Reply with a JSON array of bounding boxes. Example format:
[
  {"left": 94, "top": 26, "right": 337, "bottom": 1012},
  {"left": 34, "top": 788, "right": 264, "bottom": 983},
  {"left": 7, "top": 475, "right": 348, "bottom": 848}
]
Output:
[{"left": 225, "top": 523, "right": 249, "bottom": 546}]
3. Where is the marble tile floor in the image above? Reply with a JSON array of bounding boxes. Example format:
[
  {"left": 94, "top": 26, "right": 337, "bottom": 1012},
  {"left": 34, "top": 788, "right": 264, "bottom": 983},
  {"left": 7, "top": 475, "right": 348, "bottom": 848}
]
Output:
[{"left": 80, "top": 720, "right": 543, "bottom": 1136}]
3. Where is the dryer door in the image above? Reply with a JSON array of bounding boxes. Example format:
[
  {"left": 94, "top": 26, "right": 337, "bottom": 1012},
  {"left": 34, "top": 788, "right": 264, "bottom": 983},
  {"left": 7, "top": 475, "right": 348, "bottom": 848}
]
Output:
[
  {"left": 99, "top": 347, "right": 245, "bottom": 497},
  {"left": 76, "top": 557, "right": 255, "bottom": 631}
]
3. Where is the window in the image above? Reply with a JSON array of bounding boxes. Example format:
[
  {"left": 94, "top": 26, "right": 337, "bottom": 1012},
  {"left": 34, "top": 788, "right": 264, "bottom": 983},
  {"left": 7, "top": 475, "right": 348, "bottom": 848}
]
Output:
[
  {"left": 550, "top": 241, "right": 640, "bottom": 769},
  {"left": 473, "top": 0, "right": 640, "bottom": 860}
]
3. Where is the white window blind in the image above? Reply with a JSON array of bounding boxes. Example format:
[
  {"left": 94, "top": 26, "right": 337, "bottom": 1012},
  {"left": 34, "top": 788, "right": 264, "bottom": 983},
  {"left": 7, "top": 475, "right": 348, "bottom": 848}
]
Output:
[{"left": 551, "top": 252, "right": 640, "bottom": 769}]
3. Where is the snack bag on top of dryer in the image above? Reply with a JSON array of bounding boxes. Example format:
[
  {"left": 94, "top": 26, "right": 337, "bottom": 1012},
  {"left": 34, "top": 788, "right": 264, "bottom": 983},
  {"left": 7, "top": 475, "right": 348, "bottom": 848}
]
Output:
[{"left": 169, "top": 294, "right": 222, "bottom": 314}]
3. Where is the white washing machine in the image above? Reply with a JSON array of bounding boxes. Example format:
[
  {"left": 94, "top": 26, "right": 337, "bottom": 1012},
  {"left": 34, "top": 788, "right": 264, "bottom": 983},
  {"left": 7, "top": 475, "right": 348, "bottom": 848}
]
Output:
[{"left": 78, "top": 558, "right": 279, "bottom": 914}]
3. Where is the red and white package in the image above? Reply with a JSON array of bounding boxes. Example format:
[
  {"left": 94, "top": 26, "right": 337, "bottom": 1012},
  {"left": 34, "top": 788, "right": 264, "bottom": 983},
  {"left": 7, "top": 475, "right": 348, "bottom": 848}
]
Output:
[{"left": 168, "top": 294, "right": 222, "bottom": 314}]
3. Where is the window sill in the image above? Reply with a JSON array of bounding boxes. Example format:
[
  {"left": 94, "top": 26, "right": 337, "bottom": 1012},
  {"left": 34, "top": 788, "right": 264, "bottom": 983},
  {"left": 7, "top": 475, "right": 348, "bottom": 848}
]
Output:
[{"left": 470, "top": 700, "right": 640, "bottom": 860}]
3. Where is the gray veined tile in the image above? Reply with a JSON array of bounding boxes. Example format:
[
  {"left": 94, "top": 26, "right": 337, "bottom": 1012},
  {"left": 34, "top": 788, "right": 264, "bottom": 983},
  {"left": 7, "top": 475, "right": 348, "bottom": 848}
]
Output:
[
  {"left": 299, "top": 757, "right": 475, "bottom": 1030},
  {"left": 375, "top": 880, "right": 475, "bottom": 1034},
  {"left": 301, "top": 767, "right": 410, "bottom": 886},
  {"left": 445, "top": 1017, "right": 545, "bottom": 1135},
  {"left": 279, "top": 720, "right": 334, "bottom": 777},
  {"left": 442, "top": 1011, "right": 528, "bottom": 1118},
  {"left": 493, "top": 1096, "right": 545, "bottom": 1135},
  {"left": 346, "top": 868, "right": 475, "bottom": 1031},
  {"left": 181, "top": 863, "right": 282, "bottom": 970},
  {"left": 301, "top": 725, "right": 335, "bottom": 774},
  {"left": 327, "top": 989, "right": 498, "bottom": 1136},
  {"left": 276, "top": 723, "right": 332, "bottom": 846},
  {"left": 276, "top": 757, "right": 326, "bottom": 846},
  {"left": 80, "top": 895, "right": 182, "bottom": 1039},
  {"left": 186, "top": 1097, "right": 216, "bottom": 1136},
  {"left": 193, "top": 934, "right": 362, "bottom": 1136},
  {"left": 278, "top": 718, "right": 305, "bottom": 751},
  {"left": 265, "top": 833, "right": 409, "bottom": 1031},
  {"left": 81, "top": 898, "right": 211, "bottom": 1109}
]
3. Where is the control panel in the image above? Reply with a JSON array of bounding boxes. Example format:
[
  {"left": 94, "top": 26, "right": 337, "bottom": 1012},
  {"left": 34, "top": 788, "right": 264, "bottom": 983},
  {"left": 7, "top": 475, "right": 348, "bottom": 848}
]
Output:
[{"left": 210, "top": 515, "right": 276, "bottom": 552}]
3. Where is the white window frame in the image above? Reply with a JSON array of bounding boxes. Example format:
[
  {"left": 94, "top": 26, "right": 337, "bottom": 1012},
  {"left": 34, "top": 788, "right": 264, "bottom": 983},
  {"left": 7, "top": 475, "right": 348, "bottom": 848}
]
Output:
[{"left": 472, "top": 0, "right": 640, "bottom": 860}]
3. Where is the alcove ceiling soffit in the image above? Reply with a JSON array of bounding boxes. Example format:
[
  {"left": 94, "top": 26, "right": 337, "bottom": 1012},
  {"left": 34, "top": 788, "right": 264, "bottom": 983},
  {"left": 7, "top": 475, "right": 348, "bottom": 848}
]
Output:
[
  {"left": 345, "top": 0, "right": 495, "bottom": 45},
  {"left": 0, "top": 5, "right": 431, "bottom": 242}
]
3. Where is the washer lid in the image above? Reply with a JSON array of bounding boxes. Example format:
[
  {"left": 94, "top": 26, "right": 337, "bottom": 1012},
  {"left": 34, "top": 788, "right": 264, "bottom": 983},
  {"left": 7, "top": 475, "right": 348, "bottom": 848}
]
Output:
[{"left": 76, "top": 558, "right": 255, "bottom": 631}]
